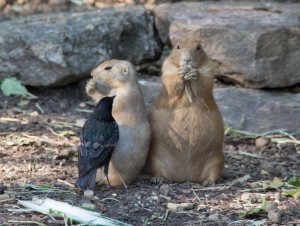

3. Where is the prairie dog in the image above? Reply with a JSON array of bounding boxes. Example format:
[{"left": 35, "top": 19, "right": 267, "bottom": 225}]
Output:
[
  {"left": 87, "top": 59, "right": 151, "bottom": 186},
  {"left": 144, "top": 38, "right": 224, "bottom": 184}
]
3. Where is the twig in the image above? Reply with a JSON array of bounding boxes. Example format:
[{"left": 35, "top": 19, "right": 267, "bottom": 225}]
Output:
[
  {"left": 100, "top": 198, "right": 120, "bottom": 203},
  {"left": 112, "top": 164, "right": 127, "bottom": 189},
  {"left": 185, "top": 84, "right": 193, "bottom": 103},
  {"left": 57, "top": 179, "right": 75, "bottom": 188},
  {"left": 164, "top": 209, "right": 169, "bottom": 221},
  {"left": 0, "top": 117, "right": 28, "bottom": 124},
  {"left": 193, "top": 185, "right": 231, "bottom": 191},
  {"left": 45, "top": 121, "right": 80, "bottom": 128},
  {"left": 46, "top": 127, "right": 65, "bottom": 138},
  {"left": 35, "top": 103, "right": 44, "bottom": 114},
  {"left": 191, "top": 188, "right": 203, "bottom": 203},
  {"left": 0, "top": 199, "right": 14, "bottom": 203},
  {"left": 73, "top": 109, "right": 93, "bottom": 113},
  {"left": 7, "top": 221, "right": 46, "bottom": 226},
  {"left": 238, "top": 151, "right": 263, "bottom": 158}
]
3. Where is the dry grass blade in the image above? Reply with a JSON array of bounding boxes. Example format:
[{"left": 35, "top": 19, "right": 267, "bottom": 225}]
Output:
[{"left": 0, "top": 117, "right": 29, "bottom": 124}]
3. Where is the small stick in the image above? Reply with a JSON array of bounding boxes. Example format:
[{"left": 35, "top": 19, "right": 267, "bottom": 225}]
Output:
[
  {"left": 191, "top": 188, "right": 202, "bottom": 203},
  {"left": 57, "top": 179, "right": 75, "bottom": 188},
  {"left": 112, "top": 165, "right": 127, "bottom": 189},
  {"left": 35, "top": 103, "right": 44, "bottom": 114},
  {"left": 184, "top": 83, "right": 193, "bottom": 103}
]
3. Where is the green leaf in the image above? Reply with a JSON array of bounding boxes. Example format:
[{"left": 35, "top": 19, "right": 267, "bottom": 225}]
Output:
[
  {"left": 1, "top": 77, "right": 38, "bottom": 99},
  {"left": 287, "top": 176, "right": 300, "bottom": 187},
  {"left": 282, "top": 188, "right": 300, "bottom": 199},
  {"left": 1, "top": 77, "right": 28, "bottom": 96},
  {"left": 239, "top": 199, "right": 268, "bottom": 218},
  {"left": 23, "top": 184, "right": 53, "bottom": 191},
  {"left": 258, "top": 177, "right": 284, "bottom": 189}
]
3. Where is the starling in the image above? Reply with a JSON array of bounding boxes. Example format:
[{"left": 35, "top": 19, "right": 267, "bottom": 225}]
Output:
[{"left": 76, "top": 96, "right": 119, "bottom": 190}]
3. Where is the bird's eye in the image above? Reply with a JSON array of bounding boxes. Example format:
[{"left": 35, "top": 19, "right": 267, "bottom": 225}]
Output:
[
  {"left": 104, "top": 66, "right": 112, "bottom": 70},
  {"left": 196, "top": 45, "right": 201, "bottom": 51},
  {"left": 177, "top": 44, "right": 180, "bottom": 50}
]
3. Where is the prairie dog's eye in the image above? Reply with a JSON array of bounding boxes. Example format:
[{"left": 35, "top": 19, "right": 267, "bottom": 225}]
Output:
[
  {"left": 196, "top": 45, "right": 201, "bottom": 51},
  {"left": 104, "top": 66, "right": 112, "bottom": 70},
  {"left": 176, "top": 44, "right": 180, "bottom": 50}
]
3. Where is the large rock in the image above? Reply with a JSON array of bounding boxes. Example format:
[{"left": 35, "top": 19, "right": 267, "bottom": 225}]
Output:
[
  {"left": 214, "top": 87, "right": 300, "bottom": 133},
  {"left": 139, "top": 79, "right": 300, "bottom": 133},
  {"left": 0, "top": 6, "right": 162, "bottom": 87},
  {"left": 153, "top": 2, "right": 300, "bottom": 88}
]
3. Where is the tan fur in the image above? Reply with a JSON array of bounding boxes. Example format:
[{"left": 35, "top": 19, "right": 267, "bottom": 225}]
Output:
[
  {"left": 87, "top": 59, "right": 151, "bottom": 186},
  {"left": 143, "top": 38, "right": 224, "bottom": 184}
]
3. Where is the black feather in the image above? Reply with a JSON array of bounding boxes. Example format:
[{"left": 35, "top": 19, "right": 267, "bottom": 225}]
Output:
[{"left": 76, "top": 96, "right": 119, "bottom": 190}]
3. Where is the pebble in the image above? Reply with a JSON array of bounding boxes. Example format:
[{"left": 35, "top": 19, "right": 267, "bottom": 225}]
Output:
[
  {"left": 208, "top": 213, "right": 219, "bottom": 221},
  {"left": 181, "top": 189, "right": 192, "bottom": 194},
  {"left": 232, "top": 174, "right": 251, "bottom": 185},
  {"left": 255, "top": 137, "right": 270, "bottom": 149},
  {"left": 167, "top": 202, "right": 194, "bottom": 211},
  {"left": 29, "top": 111, "right": 39, "bottom": 116},
  {"left": 0, "top": 194, "right": 10, "bottom": 200},
  {"left": 82, "top": 203, "right": 96, "bottom": 211},
  {"left": 84, "top": 190, "right": 94, "bottom": 197},
  {"left": 241, "top": 192, "right": 252, "bottom": 202},
  {"left": 160, "top": 184, "right": 171, "bottom": 196},
  {"left": 79, "top": 102, "right": 86, "bottom": 108},
  {"left": 260, "top": 169, "right": 270, "bottom": 176},
  {"left": 268, "top": 204, "right": 281, "bottom": 223}
]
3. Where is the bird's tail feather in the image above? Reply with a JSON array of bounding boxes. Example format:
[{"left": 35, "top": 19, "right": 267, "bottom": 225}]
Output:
[{"left": 76, "top": 169, "right": 97, "bottom": 190}]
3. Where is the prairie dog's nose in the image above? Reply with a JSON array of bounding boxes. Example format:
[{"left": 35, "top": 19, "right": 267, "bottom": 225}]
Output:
[{"left": 184, "top": 58, "right": 191, "bottom": 63}]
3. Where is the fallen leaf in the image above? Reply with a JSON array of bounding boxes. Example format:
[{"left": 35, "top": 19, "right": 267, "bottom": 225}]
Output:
[
  {"left": 287, "top": 176, "right": 300, "bottom": 187},
  {"left": 282, "top": 188, "right": 300, "bottom": 199},
  {"left": 1, "top": 77, "right": 37, "bottom": 99},
  {"left": 240, "top": 199, "right": 268, "bottom": 218},
  {"left": 258, "top": 177, "right": 284, "bottom": 189}
]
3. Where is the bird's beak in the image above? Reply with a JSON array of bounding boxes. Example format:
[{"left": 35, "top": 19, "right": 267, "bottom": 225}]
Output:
[{"left": 112, "top": 95, "right": 116, "bottom": 99}]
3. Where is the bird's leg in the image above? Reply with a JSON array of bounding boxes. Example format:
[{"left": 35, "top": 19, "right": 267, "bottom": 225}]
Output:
[{"left": 104, "top": 164, "right": 112, "bottom": 188}]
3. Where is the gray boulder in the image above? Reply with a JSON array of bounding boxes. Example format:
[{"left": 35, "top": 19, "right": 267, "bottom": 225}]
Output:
[
  {"left": 0, "top": 6, "right": 162, "bottom": 87},
  {"left": 215, "top": 87, "right": 300, "bottom": 133},
  {"left": 139, "top": 79, "right": 300, "bottom": 133},
  {"left": 153, "top": 2, "right": 300, "bottom": 88}
]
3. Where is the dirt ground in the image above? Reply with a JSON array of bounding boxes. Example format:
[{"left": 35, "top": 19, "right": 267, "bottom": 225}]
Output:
[{"left": 0, "top": 81, "right": 300, "bottom": 226}]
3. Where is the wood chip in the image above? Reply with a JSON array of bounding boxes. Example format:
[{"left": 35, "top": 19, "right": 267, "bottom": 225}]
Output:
[{"left": 167, "top": 203, "right": 194, "bottom": 211}]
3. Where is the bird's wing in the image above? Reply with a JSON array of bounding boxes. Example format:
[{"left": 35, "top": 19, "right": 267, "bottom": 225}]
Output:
[{"left": 78, "top": 120, "right": 119, "bottom": 176}]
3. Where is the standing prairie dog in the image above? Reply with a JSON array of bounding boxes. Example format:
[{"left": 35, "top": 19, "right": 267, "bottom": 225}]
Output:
[
  {"left": 143, "top": 38, "right": 224, "bottom": 185},
  {"left": 86, "top": 59, "right": 151, "bottom": 186}
]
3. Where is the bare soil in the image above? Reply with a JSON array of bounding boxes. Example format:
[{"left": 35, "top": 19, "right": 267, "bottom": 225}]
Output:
[{"left": 0, "top": 82, "right": 300, "bottom": 226}]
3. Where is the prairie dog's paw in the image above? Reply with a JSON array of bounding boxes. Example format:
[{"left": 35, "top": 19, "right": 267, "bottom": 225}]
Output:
[
  {"left": 178, "top": 65, "right": 198, "bottom": 80},
  {"left": 183, "top": 68, "right": 198, "bottom": 80},
  {"left": 86, "top": 79, "right": 97, "bottom": 95},
  {"left": 178, "top": 67, "right": 190, "bottom": 79},
  {"left": 150, "top": 177, "right": 171, "bottom": 185},
  {"left": 201, "top": 180, "right": 216, "bottom": 187}
]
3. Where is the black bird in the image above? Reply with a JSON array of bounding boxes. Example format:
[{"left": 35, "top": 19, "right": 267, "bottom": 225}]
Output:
[{"left": 76, "top": 96, "right": 119, "bottom": 190}]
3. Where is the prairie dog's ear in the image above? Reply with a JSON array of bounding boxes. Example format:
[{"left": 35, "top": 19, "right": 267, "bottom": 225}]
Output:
[{"left": 122, "top": 66, "right": 129, "bottom": 75}]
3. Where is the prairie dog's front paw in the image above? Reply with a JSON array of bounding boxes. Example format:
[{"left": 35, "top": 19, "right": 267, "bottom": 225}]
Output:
[
  {"left": 178, "top": 65, "right": 198, "bottom": 80},
  {"left": 183, "top": 68, "right": 198, "bottom": 80},
  {"left": 178, "top": 67, "right": 190, "bottom": 79},
  {"left": 86, "top": 79, "right": 97, "bottom": 95}
]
